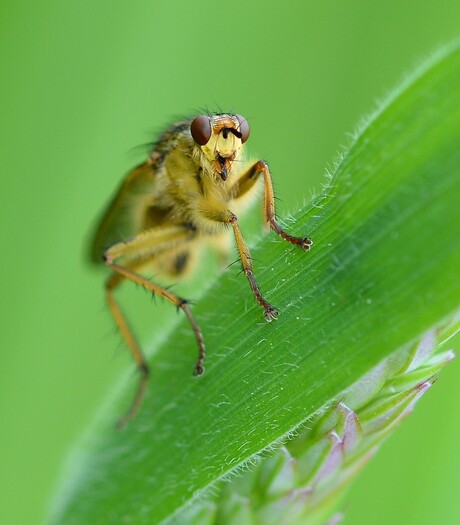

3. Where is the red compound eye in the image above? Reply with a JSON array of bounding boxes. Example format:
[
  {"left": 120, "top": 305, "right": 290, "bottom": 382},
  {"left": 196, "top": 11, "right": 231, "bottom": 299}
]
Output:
[
  {"left": 235, "top": 114, "right": 250, "bottom": 143},
  {"left": 190, "top": 116, "right": 212, "bottom": 145}
]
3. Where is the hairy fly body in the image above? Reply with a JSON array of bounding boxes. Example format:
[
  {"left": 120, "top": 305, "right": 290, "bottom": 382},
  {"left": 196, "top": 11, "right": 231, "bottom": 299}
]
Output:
[{"left": 90, "top": 113, "right": 312, "bottom": 427}]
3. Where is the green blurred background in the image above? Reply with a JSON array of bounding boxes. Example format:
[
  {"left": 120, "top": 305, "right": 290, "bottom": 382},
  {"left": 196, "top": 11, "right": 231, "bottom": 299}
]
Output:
[{"left": 1, "top": 1, "right": 459, "bottom": 524}]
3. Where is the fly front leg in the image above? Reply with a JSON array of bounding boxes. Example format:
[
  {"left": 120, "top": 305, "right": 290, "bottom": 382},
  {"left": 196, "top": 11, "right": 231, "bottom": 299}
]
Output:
[
  {"left": 217, "top": 210, "right": 278, "bottom": 321},
  {"left": 235, "top": 160, "right": 313, "bottom": 251}
]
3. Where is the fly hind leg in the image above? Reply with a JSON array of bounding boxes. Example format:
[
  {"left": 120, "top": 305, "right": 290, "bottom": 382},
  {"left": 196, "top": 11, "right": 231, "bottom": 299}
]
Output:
[
  {"left": 103, "top": 224, "right": 204, "bottom": 427},
  {"left": 106, "top": 271, "right": 150, "bottom": 429}
]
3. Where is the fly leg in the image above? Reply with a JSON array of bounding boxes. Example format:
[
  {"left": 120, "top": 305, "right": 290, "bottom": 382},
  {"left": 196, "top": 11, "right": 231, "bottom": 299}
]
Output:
[
  {"left": 106, "top": 271, "right": 150, "bottom": 429},
  {"left": 227, "top": 213, "right": 278, "bottom": 321},
  {"left": 103, "top": 225, "right": 204, "bottom": 427},
  {"left": 233, "top": 160, "right": 313, "bottom": 250},
  {"left": 203, "top": 208, "right": 278, "bottom": 321},
  {"left": 105, "top": 258, "right": 206, "bottom": 374},
  {"left": 223, "top": 159, "right": 313, "bottom": 319}
]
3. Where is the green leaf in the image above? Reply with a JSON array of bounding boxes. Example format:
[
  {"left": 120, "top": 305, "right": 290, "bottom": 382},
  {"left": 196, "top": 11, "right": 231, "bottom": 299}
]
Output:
[
  {"left": 177, "top": 337, "right": 453, "bottom": 525},
  {"left": 50, "top": 43, "right": 460, "bottom": 525}
]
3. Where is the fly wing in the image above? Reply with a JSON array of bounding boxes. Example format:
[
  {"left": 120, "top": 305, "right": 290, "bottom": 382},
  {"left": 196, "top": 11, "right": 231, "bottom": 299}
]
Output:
[{"left": 89, "top": 161, "right": 159, "bottom": 264}]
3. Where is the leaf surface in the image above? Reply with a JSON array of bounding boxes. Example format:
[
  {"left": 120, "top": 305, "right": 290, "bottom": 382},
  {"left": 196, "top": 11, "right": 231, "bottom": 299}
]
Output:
[{"left": 51, "top": 44, "right": 460, "bottom": 525}]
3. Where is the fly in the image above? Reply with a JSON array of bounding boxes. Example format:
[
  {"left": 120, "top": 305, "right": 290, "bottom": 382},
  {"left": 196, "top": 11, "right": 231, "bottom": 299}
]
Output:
[{"left": 89, "top": 113, "right": 313, "bottom": 427}]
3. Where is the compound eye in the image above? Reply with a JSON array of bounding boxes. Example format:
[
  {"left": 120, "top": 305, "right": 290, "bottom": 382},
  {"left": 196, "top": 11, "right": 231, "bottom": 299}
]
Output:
[
  {"left": 190, "top": 116, "right": 212, "bottom": 146},
  {"left": 235, "top": 114, "right": 250, "bottom": 143}
]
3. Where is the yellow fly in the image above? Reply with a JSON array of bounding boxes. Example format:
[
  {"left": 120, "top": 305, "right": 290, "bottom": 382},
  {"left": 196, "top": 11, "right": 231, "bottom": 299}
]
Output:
[{"left": 90, "top": 113, "right": 312, "bottom": 427}]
